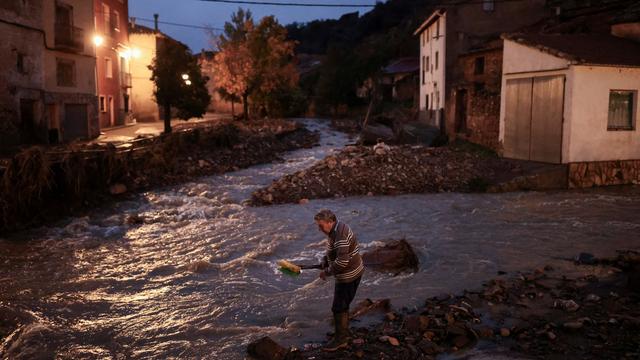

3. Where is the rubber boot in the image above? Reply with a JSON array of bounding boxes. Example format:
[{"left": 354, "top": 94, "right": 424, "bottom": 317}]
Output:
[{"left": 323, "top": 312, "right": 349, "bottom": 352}]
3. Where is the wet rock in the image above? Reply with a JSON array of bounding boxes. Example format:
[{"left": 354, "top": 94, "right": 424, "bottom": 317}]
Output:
[
  {"left": 125, "top": 213, "right": 144, "bottom": 225},
  {"left": 360, "top": 124, "right": 394, "bottom": 145},
  {"left": 417, "top": 339, "right": 442, "bottom": 355},
  {"left": 500, "top": 328, "right": 511, "bottom": 337},
  {"left": 404, "top": 315, "right": 430, "bottom": 333},
  {"left": 109, "top": 183, "right": 127, "bottom": 195},
  {"left": 352, "top": 338, "right": 365, "bottom": 346},
  {"left": 563, "top": 321, "right": 584, "bottom": 330},
  {"left": 247, "top": 336, "right": 289, "bottom": 360},
  {"left": 547, "top": 331, "right": 557, "bottom": 341},
  {"left": 362, "top": 239, "right": 419, "bottom": 274},
  {"left": 298, "top": 198, "right": 309, "bottom": 205},
  {"left": 385, "top": 312, "right": 396, "bottom": 321},
  {"left": 388, "top": 336, "right": 400, "bottom": 346},
  {"left": 575, "top": 252, "right": 597, "bottom": 265},
  {"left": 554, "top": 299, "right": 580, "bottom": 312},
  {"left": 585, "top": 294, "right": 601, "bottom": 302}
]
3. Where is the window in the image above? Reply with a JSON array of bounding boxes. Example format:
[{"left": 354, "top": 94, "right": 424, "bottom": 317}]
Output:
[
  {"left": 436, "top": 20, "right": 440, "bottom": 38},
  {"left": 435, "top": 52, "right": 439, "bottom": 70},
  {"left": 426, "top": 29, "right": 429, "bottom": 43},
  {"left": 56, "top": 58, "right": 75, "bottom": 87},
  {"left": 483, "top": 0, "right": 495, "bottom": 12},
  {"left": 422, "top": 56, "right": 425, "bottom": 84},
  {"left": 123, "top": 94, "right": 129, "bottom": 112},
  {"left": 427, "top": 56, "right": 430, "bottom": 72},
  {"left": 102, "top": 3, "right": 109, "bottom": 33},
  {"left": 99, "top": 95, "right": 106, "bottom": 112},
  {"left": 608, "top": 90, "right": 635, "bottom": 130},
  {"left": 105, "top": 57, "right": 112, "bottom": 78},
  {"left": 474, "top": 56, "right": 485, "bottom": 75},
  {"left": 425, "top": 94, "right": 429, "bottom": 110},
  {"left": 113, "top": 10, "right": 120, "bottom": 31},
  {"left": 431, "top": 93, "right": 434, "bottom": 109},
  {"left": 17, "top": 53, "right": 25, "bottom": 73}
]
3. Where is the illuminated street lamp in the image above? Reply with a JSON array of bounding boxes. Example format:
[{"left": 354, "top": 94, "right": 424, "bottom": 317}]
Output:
[
  {"left": 93, "top": 35, "right": 104, "bottom": 47},
  {"left": 181, "top": 74, "right": 190, "bottom": 80},
  {"left": 132, "top": 48, "right": 141, "bottom": 58},
  {"left": 185, "top": 79, "right": 192, "bottom": 86}
]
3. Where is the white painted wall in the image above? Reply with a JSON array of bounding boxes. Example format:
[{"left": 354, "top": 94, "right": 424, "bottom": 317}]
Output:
[
  {"left": 566, "top": 66, "right": 640, "bottom": 162},
  {"left": 500, "top": 39, "right": 640, "bottom": 163},
  {"left": 418, "top": 13, "right": 446, "bottom": 120},
  {"left": 129, "top": 32, "right": 159, "bottom": 122}
]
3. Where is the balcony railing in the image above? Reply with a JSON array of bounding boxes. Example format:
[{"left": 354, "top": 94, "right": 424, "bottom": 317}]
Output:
[
  {"left": 55, "top": 23, "right": 85, "bottom": 53},
  {"left": 120, "top": 72, "right": 132, "bottom": 88}
]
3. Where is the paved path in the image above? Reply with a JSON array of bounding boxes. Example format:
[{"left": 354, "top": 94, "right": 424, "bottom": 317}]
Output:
[{"left": 95, "top": 113, "right": 231, "bottom": 143}]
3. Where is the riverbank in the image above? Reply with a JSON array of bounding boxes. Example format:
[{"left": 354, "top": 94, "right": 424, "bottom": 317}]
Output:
[
  {"left": 250, "top": 251, "right": 640, "bottom": 359},
  {"left": 0, "top": 118, "right": 319, "bottom": 235},
  {"left": 249, "top": 142, "right": 567, "bottom": 206}
]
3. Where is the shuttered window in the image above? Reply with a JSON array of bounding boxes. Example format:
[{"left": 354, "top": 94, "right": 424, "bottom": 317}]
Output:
[{"left": 608, "top": 90, "right": 635, "bottom": 130}]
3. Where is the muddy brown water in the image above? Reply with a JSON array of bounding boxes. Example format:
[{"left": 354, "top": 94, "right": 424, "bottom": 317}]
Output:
[{"left": 1, "top": 119, "right": 639, "bottom": 359}]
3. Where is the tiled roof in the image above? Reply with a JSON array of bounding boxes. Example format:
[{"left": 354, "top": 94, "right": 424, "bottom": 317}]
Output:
[
  {"left": 383, "top": 57, "right": 419, "bottom": 74},
  {"left": 128, "top": 22, "right": 157, "bottom": 35},
  {"left": 503, "top": 33, "right": 640, "bottom": 67}
]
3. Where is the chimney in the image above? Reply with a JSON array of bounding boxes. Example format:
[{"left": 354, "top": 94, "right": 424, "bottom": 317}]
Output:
[{"left": 154, "top": 13, "right": 159, "bottom": 32}]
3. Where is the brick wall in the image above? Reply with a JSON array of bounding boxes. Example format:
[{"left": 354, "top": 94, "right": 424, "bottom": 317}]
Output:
[{"left": 569, "top": 160, "right": 640, "bottom": 188}]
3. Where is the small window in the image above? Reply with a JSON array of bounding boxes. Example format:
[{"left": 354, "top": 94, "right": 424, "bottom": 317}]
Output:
[
  {"left": 17, "top": 53, "right": 25, "bottom": 73},
  {"left": 435, "top": 51, "right": 439, "bottom": 70},
  {"left": 422, "top": 56, "right": 426, "bottom": 84},
  {"left": 483, "top": 0, "right": 495, "bottom": 12},
  {"left": 102, "top": 3, "right": 110, "bottom": 33},
  {"left": 56, "top": 58, "right": 75, "bottom": 87},
  {"left": 608, "top": 90, "right": 635, "bottom": 130},
  {"left": 474, "top": 56, "right": 485, "bottom": 75},
  {"left": 99, "top": 95, "right": 106, "bottom": 112},
  {"left": 105, "top": 57, "right": 112, "bottom": 78},
  {"left": 436, "top": 19, "right": 440, "bottom": 38},
  {"left": 426, "top": 29, "right": 429, "bottom": 43},
  {"left": 425, "top": 94, "right": 429, "bottom": 110}
]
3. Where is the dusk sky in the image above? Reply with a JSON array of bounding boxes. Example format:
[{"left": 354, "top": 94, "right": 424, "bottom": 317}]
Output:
[{"left": 129, "top": 0, "right": 377, "bottom": 52}]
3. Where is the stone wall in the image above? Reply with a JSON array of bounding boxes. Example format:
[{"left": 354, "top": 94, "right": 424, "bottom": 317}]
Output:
[
  {"left": 466, "top": 90, "right": 500, "bottom": 151},
  {"left": 568, "top": 160, "right": 640, "bottom": 188}
]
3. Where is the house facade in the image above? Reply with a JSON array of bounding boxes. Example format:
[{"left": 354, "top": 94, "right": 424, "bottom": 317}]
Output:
[
  {"left": 94, "top": 0, "right": 132, "bottom": 128},
  {"left": 0, "top": 0, "right": 99, "bottom": 147},
  {"left": 414, "top": 0, "right": 551, "bottom": 138},
  {"left": 129, "top": 22, "right": 161, "bottom": 123},
  {"left": 499, "top": 33, "right": 640, "bottom": 187}
]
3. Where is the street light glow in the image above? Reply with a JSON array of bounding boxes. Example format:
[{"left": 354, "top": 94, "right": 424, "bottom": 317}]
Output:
[
  {"left": 132, "top": 48, "right": 142, "bottom": 58},
  {"left": 93, "top": 35, "right": 104, "bottom": 47},
  {"left": 182, "top": 74, "right": 190, "bottom": 80},
  {"left": 185, "top": 80, "right": 192, "bottom": 85}
]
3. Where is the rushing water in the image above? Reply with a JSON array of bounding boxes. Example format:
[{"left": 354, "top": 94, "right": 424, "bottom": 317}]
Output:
[{"left": 1, "top": 119, "right": 640, "bottom": 359}]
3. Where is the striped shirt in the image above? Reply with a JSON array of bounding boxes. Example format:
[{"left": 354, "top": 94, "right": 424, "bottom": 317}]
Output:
[{"left": 324, "top": 221, "right": 364, "bottom": 283}]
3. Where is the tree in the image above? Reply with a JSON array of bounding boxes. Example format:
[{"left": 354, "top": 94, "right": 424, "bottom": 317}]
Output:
[
  {"left": 212, "top": 9, "right": 298, "bottom": 120},
  {"left": 149, "top": 39, "right": 211, "bottom": 133}
]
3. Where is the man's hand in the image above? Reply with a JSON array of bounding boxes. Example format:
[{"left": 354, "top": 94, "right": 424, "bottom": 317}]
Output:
[{"left": 319, "top": 271, "right": 327, "bottom": 281}]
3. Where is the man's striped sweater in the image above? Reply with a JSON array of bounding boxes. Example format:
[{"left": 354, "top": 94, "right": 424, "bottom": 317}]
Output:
[{"left": 324, "top": 221, "right": 364, "bottom": 283}]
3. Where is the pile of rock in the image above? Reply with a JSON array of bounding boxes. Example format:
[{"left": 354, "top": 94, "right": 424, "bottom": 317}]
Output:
[{"left": 250, "top": 143, "right": 518, "bottom": 206}]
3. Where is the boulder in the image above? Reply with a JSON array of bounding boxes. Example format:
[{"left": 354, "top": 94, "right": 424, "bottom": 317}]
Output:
[
  {"left": 350, "top": 298, "right": 391, "bottom": 319},
  {"left": 362, "top": 239, "right": 419, "bottom": 274},
  {"left": 247, "top": 336, "right": 288, "bottom": 360},
  {"left": 360, "top": 124, "right": 394, "bottom": 145}
]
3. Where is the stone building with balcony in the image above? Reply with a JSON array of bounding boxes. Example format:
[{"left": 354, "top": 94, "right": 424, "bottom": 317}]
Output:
[
  {"left": 0, "top": 0, "right": 99, "bottom": 148},
  {"left": 94, "top": 0, "right": 132, "bottom": 128}
]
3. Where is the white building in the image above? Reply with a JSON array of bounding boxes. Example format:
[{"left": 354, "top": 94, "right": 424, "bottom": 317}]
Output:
[
  {"left": 500, "top": 33, "right": 640, "bottom": 165},
  {"left": 414, "top": 10, "right": 446, "bottom": 128}
]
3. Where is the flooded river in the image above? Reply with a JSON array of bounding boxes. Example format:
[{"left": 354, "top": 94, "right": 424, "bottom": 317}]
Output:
[{"left": 1, "top": 119, "right": 639, "bottom": 359}]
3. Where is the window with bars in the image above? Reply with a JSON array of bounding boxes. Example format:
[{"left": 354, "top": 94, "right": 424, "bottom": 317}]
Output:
[{"left": 608, "top": 90, "right": 636, "bottom": 130}]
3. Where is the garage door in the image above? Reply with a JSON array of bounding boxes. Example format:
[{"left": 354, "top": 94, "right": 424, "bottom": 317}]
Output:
[
  {"left": 504, "top": 75, "right": 564, "bottom": 163},
  {"left": 63, "top": 104, "right": 88, "bottom": 141}
]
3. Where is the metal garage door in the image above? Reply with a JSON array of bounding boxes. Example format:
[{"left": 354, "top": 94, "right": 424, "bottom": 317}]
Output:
[
  {"left": 63, "top": 104, "right": 88, "bottom": 141},
  {"left": 504, "top": 75, "right": 564, "bottom": 163}
]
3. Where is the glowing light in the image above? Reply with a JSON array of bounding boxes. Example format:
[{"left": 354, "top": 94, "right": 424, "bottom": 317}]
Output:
[
  {"left": 120, "top": 49, "right": 132, "bottom": 59},
  {"left": 93, "top": 35, "right": 104, "bottom": 47},
  {"left": 185, "top": 80, "right": 192, "bottom": 86},
  {"left": 181, "top": 74, "right": 189, "bottom": 80},
  {"left": 132, "top": 48, "right": 142, "bottom": 58}
]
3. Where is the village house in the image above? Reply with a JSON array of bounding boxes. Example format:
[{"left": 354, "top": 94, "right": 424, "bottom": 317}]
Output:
[
  {"left": 94, "top": 0, "right": 133, "bottom": 128},
  {"left": 380, "top": 57, "right": 419, "bottom": 104},
  {"left": 414, "top": 0, "right": 552, "bottom": 140},
  {"left": 0, "top": 0, "right": 99, "bottom": 147},
  {"left": 499, "top": 30, "right": 640, "bottom": 187},
  {"left": 129, "top": 17, "right": 190, "bottom": 123},
  {"left": 195, "top": 50, "right": 234, "bottom": 114}
]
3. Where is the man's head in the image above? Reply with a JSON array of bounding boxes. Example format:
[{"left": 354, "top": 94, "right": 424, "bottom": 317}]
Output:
[{"left": 314, "top": 209, "right": 337, "bottom": 235}]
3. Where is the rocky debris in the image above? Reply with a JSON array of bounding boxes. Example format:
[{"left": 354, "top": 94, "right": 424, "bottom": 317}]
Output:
[
  {"left": 109, "top": 183, "right": 127, "bottom": 195},
  {"left": 350, "top": 299, "right": 391, "bottom": 319},
  {"left": 299, "top": 250, "right": 640, "bottom": 359},
  {"left": 250, "top": 143, "right": 522, "bottom": 206},
  {"left": 361, "top": 239, "right": 419, "bottom": 274}
]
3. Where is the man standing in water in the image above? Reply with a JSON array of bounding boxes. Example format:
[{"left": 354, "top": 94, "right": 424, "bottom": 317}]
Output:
[{"left": 314, "top": 209, "right": 364, "bottom": 352}]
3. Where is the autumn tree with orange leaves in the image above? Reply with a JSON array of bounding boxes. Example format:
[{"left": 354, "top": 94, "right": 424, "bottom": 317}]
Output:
[{"left": 212, "top": 9, "right": 299, "bottom": 120}]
